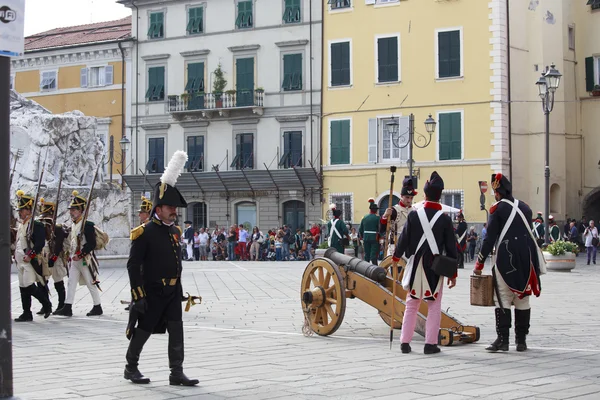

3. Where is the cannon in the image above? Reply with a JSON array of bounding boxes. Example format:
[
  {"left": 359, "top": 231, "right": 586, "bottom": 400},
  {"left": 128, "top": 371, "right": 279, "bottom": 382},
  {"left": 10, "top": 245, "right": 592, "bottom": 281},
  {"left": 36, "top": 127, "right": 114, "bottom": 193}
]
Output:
[{"left": 300, "top": 248, "right": 480, "bottom": 346}]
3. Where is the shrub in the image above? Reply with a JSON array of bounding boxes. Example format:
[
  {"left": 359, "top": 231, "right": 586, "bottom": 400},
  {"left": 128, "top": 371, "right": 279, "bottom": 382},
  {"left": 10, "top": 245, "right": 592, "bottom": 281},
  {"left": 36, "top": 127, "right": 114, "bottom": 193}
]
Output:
[{"left": 545, "top": 240, "right": 579, "bottom": 256}]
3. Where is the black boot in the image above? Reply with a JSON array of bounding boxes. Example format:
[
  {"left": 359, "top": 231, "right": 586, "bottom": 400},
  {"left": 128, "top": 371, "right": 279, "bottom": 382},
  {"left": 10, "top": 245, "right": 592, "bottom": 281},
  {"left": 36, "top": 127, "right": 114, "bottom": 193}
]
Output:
[
  {"left": 54, "top": 303, "right": 73, "bottom": 317},
  {"left": 424, "top": 344, "right": 441, "bottom": 354},
  {"left": 400, "top": 343, "right": 411, "bottom": 354},
  {"left": 515, "top": 308, "right": 531, "bottom": 352},
  {"left": 486, "top": 308, "right": 511, "bottom": 352},
  {"left": 29, "top": 284, "right": 52, "bottom": 319},
  {"left": 167, "top": 321, "right": 199, "bottom": 386},
  {"left": 14, "top": 287, "right": 33, "bottom": 322},
  {"left": 124, "top": 328, "right": 152, "bottom": 384},
  {"left": 52, "top": 281, "right": 66, "bottom": 314},
  {"left": 36, "top": 283, "right": 51, "bottom": 315},
  {"left": 87, "top": 305, "right": 103, "bottom": 316}
]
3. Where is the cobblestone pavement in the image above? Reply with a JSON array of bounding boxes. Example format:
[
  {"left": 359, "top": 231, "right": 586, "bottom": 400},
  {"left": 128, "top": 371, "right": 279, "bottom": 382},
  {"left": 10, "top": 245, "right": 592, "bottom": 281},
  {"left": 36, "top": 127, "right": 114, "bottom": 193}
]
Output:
[{"left": 9, "top": 257, "right": 600, "bottom": 400}]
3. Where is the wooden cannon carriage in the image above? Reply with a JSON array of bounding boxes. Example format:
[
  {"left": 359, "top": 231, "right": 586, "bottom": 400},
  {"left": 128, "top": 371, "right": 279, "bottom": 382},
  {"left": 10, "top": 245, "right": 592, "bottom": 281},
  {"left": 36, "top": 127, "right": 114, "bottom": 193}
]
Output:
[{"left": 300, "top": 248, "right": 480, "bottom": 346}]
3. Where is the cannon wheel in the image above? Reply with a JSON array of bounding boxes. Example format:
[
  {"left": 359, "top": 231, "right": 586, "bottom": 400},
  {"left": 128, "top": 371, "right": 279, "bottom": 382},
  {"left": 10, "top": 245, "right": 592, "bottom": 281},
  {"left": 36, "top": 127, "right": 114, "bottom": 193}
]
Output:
[
  {"left": 377, "top": 256, "right": 404, "bottom": 329},
  {"left": 300, "top": 258, "right": 346, "bottom": 336}
]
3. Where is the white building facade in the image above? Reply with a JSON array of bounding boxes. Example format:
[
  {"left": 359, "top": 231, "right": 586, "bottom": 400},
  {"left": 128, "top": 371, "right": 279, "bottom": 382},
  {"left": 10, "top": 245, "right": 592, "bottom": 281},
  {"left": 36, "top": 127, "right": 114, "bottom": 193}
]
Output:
[{"left": 119, "top": 0, "right": 323, "bottom": 232}]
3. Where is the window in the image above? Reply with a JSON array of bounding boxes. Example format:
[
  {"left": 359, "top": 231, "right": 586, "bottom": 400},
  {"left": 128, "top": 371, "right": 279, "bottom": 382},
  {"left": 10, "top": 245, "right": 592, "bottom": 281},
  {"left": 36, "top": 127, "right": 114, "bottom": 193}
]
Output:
[
  {"left": 283, "top": 0, "right": 301, "bottom": 23},
  {"left": 441, "top": 191, "right": 462, "bottom": 211},
  {"left": 236, "top": 57, "right": 255, "bottom": 107},
  {"left": 185, "top": 62, "right": 205, "bottom": 110},
  {"left": 330, "top": 194, "right": 352, "bottom": 223},
  {"left": 368, "top": 117, "right": 409, "bottom": 163},
  {"left": 437, "top": 29, "right": 461, "bottom": 79},
  {"left": 376, "top": 36, "right": 399, "bottom": 83},
  {"left": 147, "top": 137, "right": 165, "bottom": 173},
  {"left": 236, "top": 202, "right": 257, "bottom": 229},
  {"left": 438, "top": 112, "right": 462, "bottom": 161},
  {"left": 330, "top": 41, "right": 351, "bottom": 87},
  {"left": 80, "top": 66, "right": 114, "bottom": 88},
  {"left": 282, "top": 53, "right": 302, "bottom": 91},
  {"left": 187, "top": 136, "right": 204, "bottom": 172},
  {"left": 568, "top": 25, "right": 575, "bottom": 51},
  {"left": 378, "top": 195, "right": 399, "bottom": 217},
  {"left": 231, "top": 133, "right": 254, "bottom": 170},
  {"left": 192, "top": 202, "right": 208, "bottom": 229},
  {"left": 148, "top": 11, "right": 164, "bottom": 39},
  {"left": 40, "top": 71, "right": 57, "bottom": 91},
  {"left": 236, "top": 1, "right": 253, "bottom": 29},
  {"left": 279, "top": 131, "right": 302, "bottom": 168},
  {"left": 187, "top": 7, "right": 203, "bottom": 35},
  {"left": 584, "top": 56, "right": 600, "bottom": 91},
  {"left": 328, "top": 0, "right": 350, "bottom": 9},
  {"left": 330, "top": 119, "right": 350, "bottom": 165},
  {"left": 588, "top": 0, "right": 600, "bottom": 10},
  {"left": 146, "top": 66, "right": 165, "bottom": 101}
]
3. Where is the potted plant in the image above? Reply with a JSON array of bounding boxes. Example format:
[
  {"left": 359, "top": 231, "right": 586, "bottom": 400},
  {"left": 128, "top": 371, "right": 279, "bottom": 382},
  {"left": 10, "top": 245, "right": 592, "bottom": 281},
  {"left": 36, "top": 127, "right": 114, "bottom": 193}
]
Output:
[
  {"left": 225, "top": 89, "right": 237, "bottom": 104},
  {"left": 543, "top": 240, "right": 578, "bottom": 271},
  {"left": 592, "top": 85, "right": 600, "bottom": 96},
  {"left": 180, "top": 92, "right": 190, "bottom": 104},
  {"left": 255, "top": 87, "right": 265, "bottom": 93},
  {"left": 212, "top": 64, "right": 227, "bottom": 108}
]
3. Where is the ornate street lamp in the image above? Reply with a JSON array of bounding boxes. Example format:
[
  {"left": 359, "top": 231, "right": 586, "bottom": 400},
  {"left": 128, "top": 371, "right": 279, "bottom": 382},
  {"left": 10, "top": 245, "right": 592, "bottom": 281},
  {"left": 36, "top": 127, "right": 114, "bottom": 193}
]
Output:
[{"left": 103, "top": 135, "right": 131, "bottom": 186}]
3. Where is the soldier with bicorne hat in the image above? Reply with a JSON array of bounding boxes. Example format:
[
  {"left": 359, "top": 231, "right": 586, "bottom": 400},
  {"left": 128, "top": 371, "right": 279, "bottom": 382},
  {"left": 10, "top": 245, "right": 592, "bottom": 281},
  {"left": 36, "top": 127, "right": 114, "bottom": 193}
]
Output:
[
  {"left": 380, "top": 177, "right": 416, "bottom": 257},
  {"left": 54, "top": 190, "right": 103, "bottom": 317},
  {"left": 124, "top": 151, "right": 199, "bottom": 386},
  {"left": 359, "top": 198, "right": 380, "bottom": 264},
  {"left": 13, "top": 190, "right": 53, "bottom": 321}
]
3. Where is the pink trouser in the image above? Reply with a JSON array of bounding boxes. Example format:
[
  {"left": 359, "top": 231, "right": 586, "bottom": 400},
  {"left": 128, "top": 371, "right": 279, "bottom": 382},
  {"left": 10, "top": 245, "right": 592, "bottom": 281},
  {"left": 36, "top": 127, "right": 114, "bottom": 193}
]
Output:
[{"left": 400, "top": 284, "right": 444, "bottom": 345}]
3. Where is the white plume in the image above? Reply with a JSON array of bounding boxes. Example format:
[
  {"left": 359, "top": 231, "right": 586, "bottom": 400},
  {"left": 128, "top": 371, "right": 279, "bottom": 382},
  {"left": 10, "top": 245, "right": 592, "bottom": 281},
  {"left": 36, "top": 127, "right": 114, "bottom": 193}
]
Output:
[
  {"left": 329, "top": 203, "right": 336, "bottom": 210},
  {"left": 160, "top": 150, "right": 188, "bottom": 187}
]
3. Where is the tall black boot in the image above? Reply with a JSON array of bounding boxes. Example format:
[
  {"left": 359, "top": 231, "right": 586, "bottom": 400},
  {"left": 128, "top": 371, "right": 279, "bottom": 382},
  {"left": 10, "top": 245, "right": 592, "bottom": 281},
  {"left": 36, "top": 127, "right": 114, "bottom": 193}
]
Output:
[
  {"left": 167, "top": 321, "right": 199, "bottom": 386},
  {"left": 14, "top": 287, "right": 33, "bottom": 322},
  {"left": 52, "top": 281, "right": 66, "bottom": 315},
  {"left": 29, "top": 284, "right": 52, "bottom": 319},
  {"left": 515, "top": 308, "right": 531, "bottom": 352},
  {"left": 486, "top": 308, "right": 511, "bottom": 352},
  {"left": 87, "top": 305, "right": 103, "bottom": 316},
  {"left": 36, "top": 283, "right": 51, "bottom": 315},
  {"left": 124, "top": 328, "right": 152, "bottom": 384},
  {"left": 54, "top": 303, "right": 73, "bottom": 317}
]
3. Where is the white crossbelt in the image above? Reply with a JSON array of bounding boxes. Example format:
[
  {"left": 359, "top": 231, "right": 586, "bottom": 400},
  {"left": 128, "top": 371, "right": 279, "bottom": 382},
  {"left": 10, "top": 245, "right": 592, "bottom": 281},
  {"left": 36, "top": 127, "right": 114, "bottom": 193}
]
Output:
[{"left": 364, "top": 231, "right": 377, "bottom": 234}]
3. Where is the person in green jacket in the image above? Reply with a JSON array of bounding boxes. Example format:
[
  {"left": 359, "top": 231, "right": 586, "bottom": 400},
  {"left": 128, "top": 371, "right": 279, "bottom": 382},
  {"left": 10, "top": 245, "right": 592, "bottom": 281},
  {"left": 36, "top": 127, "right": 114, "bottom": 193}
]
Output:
[
  {"left": 327, "top": 204, "right": 348, "bottom": 253},
  {"left": 359, "top": 198, "right": 380, "bottom": 264},
  {"left": 549, "top": 215, "right": 560, "bottom": 243}
]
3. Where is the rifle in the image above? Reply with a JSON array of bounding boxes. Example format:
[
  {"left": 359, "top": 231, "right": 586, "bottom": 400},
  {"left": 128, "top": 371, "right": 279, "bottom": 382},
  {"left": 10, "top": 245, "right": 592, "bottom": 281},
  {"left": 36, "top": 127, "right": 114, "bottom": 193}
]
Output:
[
  {"left": 75, "top": 157, "right": 104, "bottom": 291},
  {"left": 9, "top": 149, "right": 23, "bottom": 189},
  {"left": 49, "top": 162, "right": 67, "bottom": 275},
  {"left": 26, "top": 149, "right": 50, "bottom": 283}
]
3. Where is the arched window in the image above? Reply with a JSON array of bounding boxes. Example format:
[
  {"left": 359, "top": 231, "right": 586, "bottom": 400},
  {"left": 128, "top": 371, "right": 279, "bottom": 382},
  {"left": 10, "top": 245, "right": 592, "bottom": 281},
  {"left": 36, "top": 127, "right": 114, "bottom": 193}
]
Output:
[
  {"left": 188, "top": 202, "right": 207, "bottom": 229},
  {"left": 283, "top": 200, "right": 305, "bottom": 232},
  {"left": 550, "top": 184, "right": 561, "bottom": 214},
  {"left": 378, "top": 195, "right": 400, "bottom": 217},
  {"left": 236, "top": 202, "right": 256, "bottom": 230}
]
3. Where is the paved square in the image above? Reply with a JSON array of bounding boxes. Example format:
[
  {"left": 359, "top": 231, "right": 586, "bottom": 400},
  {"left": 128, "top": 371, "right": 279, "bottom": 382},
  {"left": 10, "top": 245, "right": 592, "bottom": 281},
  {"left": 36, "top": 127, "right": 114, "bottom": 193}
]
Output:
[{"left": 9, "top": 258, "right": 600, "bottom": 399}]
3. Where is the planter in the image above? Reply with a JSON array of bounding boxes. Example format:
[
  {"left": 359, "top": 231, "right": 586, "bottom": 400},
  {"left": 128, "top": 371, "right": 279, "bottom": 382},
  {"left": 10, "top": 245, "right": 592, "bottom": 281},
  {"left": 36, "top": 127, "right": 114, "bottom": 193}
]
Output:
[
  {"left": 591, "top": 90, "right": 600, "bottom": 97},
  {"left": 543, "top": 252, "right": 576, "bottom": 272},
  {"left": 315, "top": 248, "right": 327, "bottom": 258},
  {"left": 344, "top": 248, "right": 356, "bottom": 257}
]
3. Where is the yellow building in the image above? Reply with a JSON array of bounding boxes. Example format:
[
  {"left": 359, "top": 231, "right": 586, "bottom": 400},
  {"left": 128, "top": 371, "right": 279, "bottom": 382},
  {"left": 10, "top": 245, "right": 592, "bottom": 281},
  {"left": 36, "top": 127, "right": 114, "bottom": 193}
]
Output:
[
  {"left": 11, "top": 17, "right": 133, "bottom": 184},
  {"left": 321, "top": 0, "right": 509, "bottom": 225}
]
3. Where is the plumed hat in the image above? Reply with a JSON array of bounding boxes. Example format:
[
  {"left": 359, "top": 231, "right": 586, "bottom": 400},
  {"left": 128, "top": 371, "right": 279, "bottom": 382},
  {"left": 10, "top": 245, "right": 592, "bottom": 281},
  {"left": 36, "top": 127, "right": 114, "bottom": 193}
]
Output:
[
  {"left": 491, "top": 173, "right": 512, "bottom": 197},
  {"left": 457, "top": 209, "right": 464, "bottom": 219},
  {"left": 423, "top": 171, "right": 444, "bottom": 201},
  {"left": 68, "top": 190, "right": 87, "bottom": 210},
  {"left": 401, "top": 178, "right": 417, "bottom": 197},
  {"left": 368, "top": 198, "right": 378, "bottom": 211},
  {"left": 39, "top": 197, "right": 56, "bottom": 214},
  {"left": 138, "top": 195, "right": 153, "bottom": 213},
  {"left": 333, "top": 209, "right": 342, "bottom": 218},
  {"left": 152, "top": 150, "right": 188, "bottom": 212},
  {"left": 16, "top": 190, "right": 34, "bottom": 210}
]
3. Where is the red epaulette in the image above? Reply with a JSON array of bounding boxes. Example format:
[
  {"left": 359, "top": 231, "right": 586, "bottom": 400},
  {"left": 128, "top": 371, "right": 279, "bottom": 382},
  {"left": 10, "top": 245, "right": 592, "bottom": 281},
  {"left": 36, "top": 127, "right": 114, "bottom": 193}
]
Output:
[{"left": 490, "top": 201, "right": 499, "bottom": 214}]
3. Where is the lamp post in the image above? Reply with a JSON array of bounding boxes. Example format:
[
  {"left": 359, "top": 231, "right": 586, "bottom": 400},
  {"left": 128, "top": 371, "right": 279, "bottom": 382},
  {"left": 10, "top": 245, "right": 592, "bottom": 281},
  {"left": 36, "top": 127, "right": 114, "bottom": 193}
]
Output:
[
  {"left": 103, "top": 135, "right": 131, "bottom": 186},
  {"left": 386, "top": 113, "right": 437, "bottom": 186},
  {"left": 535, "top": 63, "right": 562, "bottom": 245}
]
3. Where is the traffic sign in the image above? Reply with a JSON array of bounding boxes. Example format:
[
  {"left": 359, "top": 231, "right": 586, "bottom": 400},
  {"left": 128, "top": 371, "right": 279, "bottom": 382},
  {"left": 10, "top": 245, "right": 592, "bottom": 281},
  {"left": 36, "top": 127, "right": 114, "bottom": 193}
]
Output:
[{"left": 479, "top": 181, "right": 488, "bottom": 194}]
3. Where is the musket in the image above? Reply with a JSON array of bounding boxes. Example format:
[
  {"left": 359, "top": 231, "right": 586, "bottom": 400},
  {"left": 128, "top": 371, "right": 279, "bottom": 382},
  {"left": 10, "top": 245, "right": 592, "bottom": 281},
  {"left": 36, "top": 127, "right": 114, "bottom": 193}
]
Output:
[
  {"left": 75, "top": 156, "right": 104, "bottom": 291},
  {"left": 9, "top": 149, "right": 23, "bottom": 189},
  {"left": 49, "top": 162, "right": 68, "bottom": 276},
  {"left": 26, "top": 149, "right": 50, "bottom": 284}
]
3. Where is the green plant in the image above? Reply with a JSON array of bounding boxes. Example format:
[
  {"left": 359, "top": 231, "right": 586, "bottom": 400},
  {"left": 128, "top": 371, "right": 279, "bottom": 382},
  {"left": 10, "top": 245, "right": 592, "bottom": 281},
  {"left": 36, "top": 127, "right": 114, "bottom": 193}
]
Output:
[
  {"left": 318, "top": 242, "right": 329, "bottom": 249},
  {"left": 180, "top": 93, "right": 190, "bottom": 100},
  {"left": 212, "top": 64, "right": 227, "bottom": 95},
  {"left": 225, "top": 89, "right": 237, "bottom": 95},
  {"left": 255, "top": 87, "right": 265, "bottom": 93},
  {"left": 545, "top": 240, "right": 579, "bottom": 256}
]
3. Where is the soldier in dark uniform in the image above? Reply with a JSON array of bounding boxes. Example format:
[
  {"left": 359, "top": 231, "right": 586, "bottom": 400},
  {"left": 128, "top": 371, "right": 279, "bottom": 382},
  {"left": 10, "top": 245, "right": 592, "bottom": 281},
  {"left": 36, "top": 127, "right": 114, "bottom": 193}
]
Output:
[
  {"left": 124, "top": 151, "right": 199, "bottom": 386},
  {"left": 455, "top": 211, "right": 467, "bottom": 269},
  {"left": 548, "top": 215, "right": 560, "bottom": 243},
  {"left": 532, "top": 212, "right": 545, "bottom": 246},
  {"left": 474, "top": 173, "right": 542, "bottom": 352},
  {"left": 359, "top": 198, "right": 380, "bottom": 264}
]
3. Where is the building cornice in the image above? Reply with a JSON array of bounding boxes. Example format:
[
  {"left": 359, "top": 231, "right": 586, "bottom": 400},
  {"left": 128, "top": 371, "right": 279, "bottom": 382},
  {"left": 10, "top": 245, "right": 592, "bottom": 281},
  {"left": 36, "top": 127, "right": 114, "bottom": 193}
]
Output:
[
  {"left": 180, "top": 49, "right": 210, "bottom": 58},
  {"left": 12, "top": 45, "right": 131, "bottom": 71},
  {"left": 179, "top": 120, "right": 210, "bottom": 128},
  {"left": 141, "top": 54, "right": 170, "bottom": 61},
  {"left": 275, "top": 40, "right": 309, "bottom": 48},
  {"left": 276, "top": 115, "right": 309, "bottom": 123},
  {"left": 142, "top": 123, "right": 171, "bottom": 130},
  {"left": 97, "top": 117, "right": 113, "bottom": 125},
  {"left": 228, "top": 44, "right": 260, "bottom": 53},
  {"left": 229, "top": 118, "right": 260, "bottom": 125}
]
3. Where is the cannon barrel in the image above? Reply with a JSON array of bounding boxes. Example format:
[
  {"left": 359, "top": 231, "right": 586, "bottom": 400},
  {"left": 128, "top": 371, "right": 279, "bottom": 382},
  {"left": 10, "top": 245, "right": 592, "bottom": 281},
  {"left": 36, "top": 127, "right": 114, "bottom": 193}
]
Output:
[{"left": 324, "top": 248, "right": 387, "bottom": 284}]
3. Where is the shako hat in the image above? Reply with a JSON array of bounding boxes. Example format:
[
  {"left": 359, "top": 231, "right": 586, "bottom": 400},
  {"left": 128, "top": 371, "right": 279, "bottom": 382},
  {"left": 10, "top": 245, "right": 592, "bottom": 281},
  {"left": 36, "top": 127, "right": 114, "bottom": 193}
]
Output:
[
  {"left": 329, "top": 202, "right": 342, "bottom": 218},
  {"left": 16, "top": 190, "right": 34, "bottom": 210},
  {"left": 368, "top": 198, "right": 378, "bottom": 211},
  {"left": 457, "top": 209, "right": 464, "bottom": 219},
  {"left": 401, "top": 178, "right": 417, "bottom": 197},
  {"left": 138, "top": 195, "right": 153, "bottom": 213},
  {"left": 68, "top": 190, "right": 87, "bottom": 210},
  {"left": 39, "top": 197, "right": 56, "bottom": 214},
  {"left": 491, "top": 173, "right": 512, "bottom": 197},
  {"left": 152, "top": 150, "right": 188, "bottom": 213},
  {"left": 423, "top": 171, "right": 444, "bottom": 201}
]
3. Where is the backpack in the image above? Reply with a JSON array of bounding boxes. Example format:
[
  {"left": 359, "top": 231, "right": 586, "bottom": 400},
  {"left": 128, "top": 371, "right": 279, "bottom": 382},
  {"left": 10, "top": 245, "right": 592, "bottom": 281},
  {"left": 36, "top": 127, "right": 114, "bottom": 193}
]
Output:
[{"left": 94, "top": 226, "right": 110, "bottom": 250}]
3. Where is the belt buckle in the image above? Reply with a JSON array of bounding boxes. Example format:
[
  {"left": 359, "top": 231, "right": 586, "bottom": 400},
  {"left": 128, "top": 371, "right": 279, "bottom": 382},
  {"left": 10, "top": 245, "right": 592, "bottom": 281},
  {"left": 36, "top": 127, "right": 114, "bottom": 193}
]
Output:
[{"left": 170, "top": 278, "right": 177, "bottom": 286}]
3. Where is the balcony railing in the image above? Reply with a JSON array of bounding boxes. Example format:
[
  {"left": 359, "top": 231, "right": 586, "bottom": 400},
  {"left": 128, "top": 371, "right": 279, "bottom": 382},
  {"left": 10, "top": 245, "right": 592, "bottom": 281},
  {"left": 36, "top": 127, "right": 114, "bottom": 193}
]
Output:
[{"left": 168, "top": 90, "right": 264, "bottom": 113}]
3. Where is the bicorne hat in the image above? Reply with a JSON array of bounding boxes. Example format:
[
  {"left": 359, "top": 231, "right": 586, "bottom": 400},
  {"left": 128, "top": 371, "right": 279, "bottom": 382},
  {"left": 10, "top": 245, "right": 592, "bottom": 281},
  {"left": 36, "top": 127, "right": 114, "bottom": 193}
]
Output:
[
  {"left": 491, "top": 173, "right": 512, "bottom": 197},
  {"left": 151, "top": 150, "right": 188, "bottom": 214},
  {"left": 401, "top": 178, "right": 417, "bottom": 197},
  {"left": 423, "top": 171, "right": 444, "bottom": 201}
]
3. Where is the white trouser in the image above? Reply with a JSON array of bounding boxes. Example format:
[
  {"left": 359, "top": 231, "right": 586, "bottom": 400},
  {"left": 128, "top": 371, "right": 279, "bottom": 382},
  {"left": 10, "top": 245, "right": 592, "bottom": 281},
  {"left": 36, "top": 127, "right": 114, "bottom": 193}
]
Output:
[
  {"left": 187, "top": 243, "right": 193, "bottom": 259},
  {"left": 493, "top": 266, "right": 530, "bottom": 310},
  {"left": 16, "top": 260, "right": 43, "bottom": 288},
  {"left": 66, "top": 259, "right": 101, "bottom": 305},
  {"left": 51, "top": 258, "right": 68, "bottom": 282}
]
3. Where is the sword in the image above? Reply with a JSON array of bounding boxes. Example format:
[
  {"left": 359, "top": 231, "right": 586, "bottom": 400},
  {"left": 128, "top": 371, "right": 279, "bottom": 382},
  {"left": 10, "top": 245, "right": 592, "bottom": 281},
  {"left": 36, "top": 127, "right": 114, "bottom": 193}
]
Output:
[{"left": 182, "top": 292, "right": 202, "bottom": 312}]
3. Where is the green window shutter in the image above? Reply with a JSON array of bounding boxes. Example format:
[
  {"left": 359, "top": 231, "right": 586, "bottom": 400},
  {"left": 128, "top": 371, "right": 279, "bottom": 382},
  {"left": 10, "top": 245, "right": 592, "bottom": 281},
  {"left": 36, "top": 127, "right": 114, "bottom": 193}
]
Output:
[
  {"left": 283, "top": 54, "right": 302, "bottom": 91},
  {"left": 237, "top": 1, "right": 253, "bottom": 28},
  {"left": 148, "top": 66, "right": 165, "bottom": 101},
  {"left": 438, "top": 113, "right": 450, "bottom": 160},
  {"left": 439, "top": 112, "right": 461, "bottom": 160},
  {"left": 438, "top": 31, "right": 460, "bottom": 78},
  {"left": 236, "top": 58, "right": 255, "bottom": 106},
  {"left": 330, "top": 120, "right": 350, "bottom": 165},
  {"left": 331, "top": 42, "right": 350, "bottom": 86},
  {"left": 186, "top": 63, "right": 204, "bottom": 92},
  {"left": 283, "top": 0, "right": 301, "bottom": 23},
  {"left": 585, "top": 57, "right": 595, "bottom": 92},
  {"left": 378, "top": 37, "right": 398, "bottom": 83},
  {"left": 340, "top": 120, "right": 350, "bottom": 164}
]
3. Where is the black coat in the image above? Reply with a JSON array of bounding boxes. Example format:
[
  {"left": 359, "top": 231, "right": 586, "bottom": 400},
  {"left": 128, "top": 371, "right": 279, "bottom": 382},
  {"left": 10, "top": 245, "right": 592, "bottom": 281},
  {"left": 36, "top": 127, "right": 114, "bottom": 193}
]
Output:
[
  {"left": 456, "top": 221, "right": 468, "bottom": 249},
  {"left": 393, "top": 205, "right": 458, "bottom": 292},
  {"left": 478, "top": 196, "right": 541, "bottom": 297}
]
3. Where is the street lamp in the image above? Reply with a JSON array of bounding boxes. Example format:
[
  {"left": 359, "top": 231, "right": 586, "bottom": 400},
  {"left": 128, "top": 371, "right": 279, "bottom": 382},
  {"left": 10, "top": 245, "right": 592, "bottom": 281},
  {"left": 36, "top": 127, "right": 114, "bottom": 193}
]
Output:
[
  {"left": 103, "top": 135, "right": 131, "bottom": 186},
  {"left": 386, "top": 113, "right": 436, "bottom": 187},
  {"left": 535, "top": 63, "right": 562, "bottom": 245}
]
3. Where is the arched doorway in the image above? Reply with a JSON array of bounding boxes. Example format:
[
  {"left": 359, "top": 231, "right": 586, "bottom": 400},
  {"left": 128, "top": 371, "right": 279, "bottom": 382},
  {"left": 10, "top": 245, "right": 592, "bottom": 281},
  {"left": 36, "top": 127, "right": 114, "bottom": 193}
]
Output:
[
  {"left": 236, "top": 202, "right": 257, "bottom": 230},
  {"left": 550, "top": 184, "right": 561, "bottom": 214},
  {"left": 583, "top": 188, "right": 600, "bottom": 225},
  {"left": 188, "top": 202, "right": 207, "bottom": 229},
  {"left": 283, "top": 200, "right": 305, "bottom": 232},
  {"left": 378, "top": 195, "right": 400, "bottom": 217}
]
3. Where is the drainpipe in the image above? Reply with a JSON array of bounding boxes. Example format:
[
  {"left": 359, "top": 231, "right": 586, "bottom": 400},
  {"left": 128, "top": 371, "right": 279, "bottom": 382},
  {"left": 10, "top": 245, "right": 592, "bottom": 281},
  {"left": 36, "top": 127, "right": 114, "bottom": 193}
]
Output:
[
  {"left": 506, "top": 0, "right": 513, "bottom": 180},
  {"left": 118, "top": 40, "right": 127, "bottom": 186},
  {"left": 309, "top": 0, "right": 313, "bottom": 166},
  {"left": 319, "top": 0, "right": 325, "bottom": 210},
  {"left": 133, "top": 1, "right": 140, "bottom": 174}
]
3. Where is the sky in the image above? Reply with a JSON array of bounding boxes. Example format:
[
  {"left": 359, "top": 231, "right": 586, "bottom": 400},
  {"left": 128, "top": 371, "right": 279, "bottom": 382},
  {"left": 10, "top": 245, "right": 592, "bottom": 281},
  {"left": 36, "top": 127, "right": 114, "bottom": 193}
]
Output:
[{"left": 24, "top": 0, "right": 131, "bottom": 36}]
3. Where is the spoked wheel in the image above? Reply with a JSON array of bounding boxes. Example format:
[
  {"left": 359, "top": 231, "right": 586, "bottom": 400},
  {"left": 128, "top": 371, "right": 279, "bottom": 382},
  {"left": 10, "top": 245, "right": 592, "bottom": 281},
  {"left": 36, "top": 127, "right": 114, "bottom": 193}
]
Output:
[
  {"left": 300, "top": 258, "right": 346, "bottom": 336},
  {"left": 378, "top": 256, "right": 405, "bottom": 329}
]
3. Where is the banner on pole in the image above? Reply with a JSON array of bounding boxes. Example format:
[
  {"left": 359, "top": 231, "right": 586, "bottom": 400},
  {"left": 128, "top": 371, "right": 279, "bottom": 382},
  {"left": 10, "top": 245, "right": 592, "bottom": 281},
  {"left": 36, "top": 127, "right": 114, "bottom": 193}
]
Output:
[{"left": 0, "top": 0, "right": 25, "bottom": 58}]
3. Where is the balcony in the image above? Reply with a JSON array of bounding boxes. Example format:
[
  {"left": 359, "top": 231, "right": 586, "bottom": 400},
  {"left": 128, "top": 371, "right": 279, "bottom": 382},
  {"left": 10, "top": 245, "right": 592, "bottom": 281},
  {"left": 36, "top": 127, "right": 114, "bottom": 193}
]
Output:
[{"left": 167, "top": 90, "right": 264, "bottom": 119}]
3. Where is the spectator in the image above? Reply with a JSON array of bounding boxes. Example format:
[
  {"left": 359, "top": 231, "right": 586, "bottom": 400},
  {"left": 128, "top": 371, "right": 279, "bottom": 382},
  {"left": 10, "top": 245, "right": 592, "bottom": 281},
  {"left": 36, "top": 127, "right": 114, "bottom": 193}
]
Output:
[
  {"left": 238, "top": 224, "right": 248, "bottom": 261},
  {"left": 303, "top": 230, "right": 313, "bottom": 261},
  {"left": 583, "top": 220, "right": 598, "bottom": 265},
  {"left": 481, "top": 223, "right": 487, "bottom": 241},
  {"left": 193, "top": 231, "right": 200, "bottom": 261},
  {"left": 275, "top": 232, "right": 283, "bottom": 261},
  {"left": 198, "top": 228, "right": 209, "bottom": 261},
  {"left": 227, "top": 226, "right": 237, "bottom": 261},
  {"left": 282, "top": 225, "right": 292, "bottom": 261},
  {"left": 569, "top": 221, "right": 579, "bottom": 256},
  {"left": 183, "top": 221, "right": 194, "bottom": 261},
  {"left": 350, "top": 227, "right": 359, "bottom": 258},
  {"left": 310, "top": 223, "right": 321, "bottom": 246},
  {"left": 249, "top": 226, "right": 263, "bottom": 261},
  {"left": 467, "top": 226, "right": 478, "bottom": 262}
]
